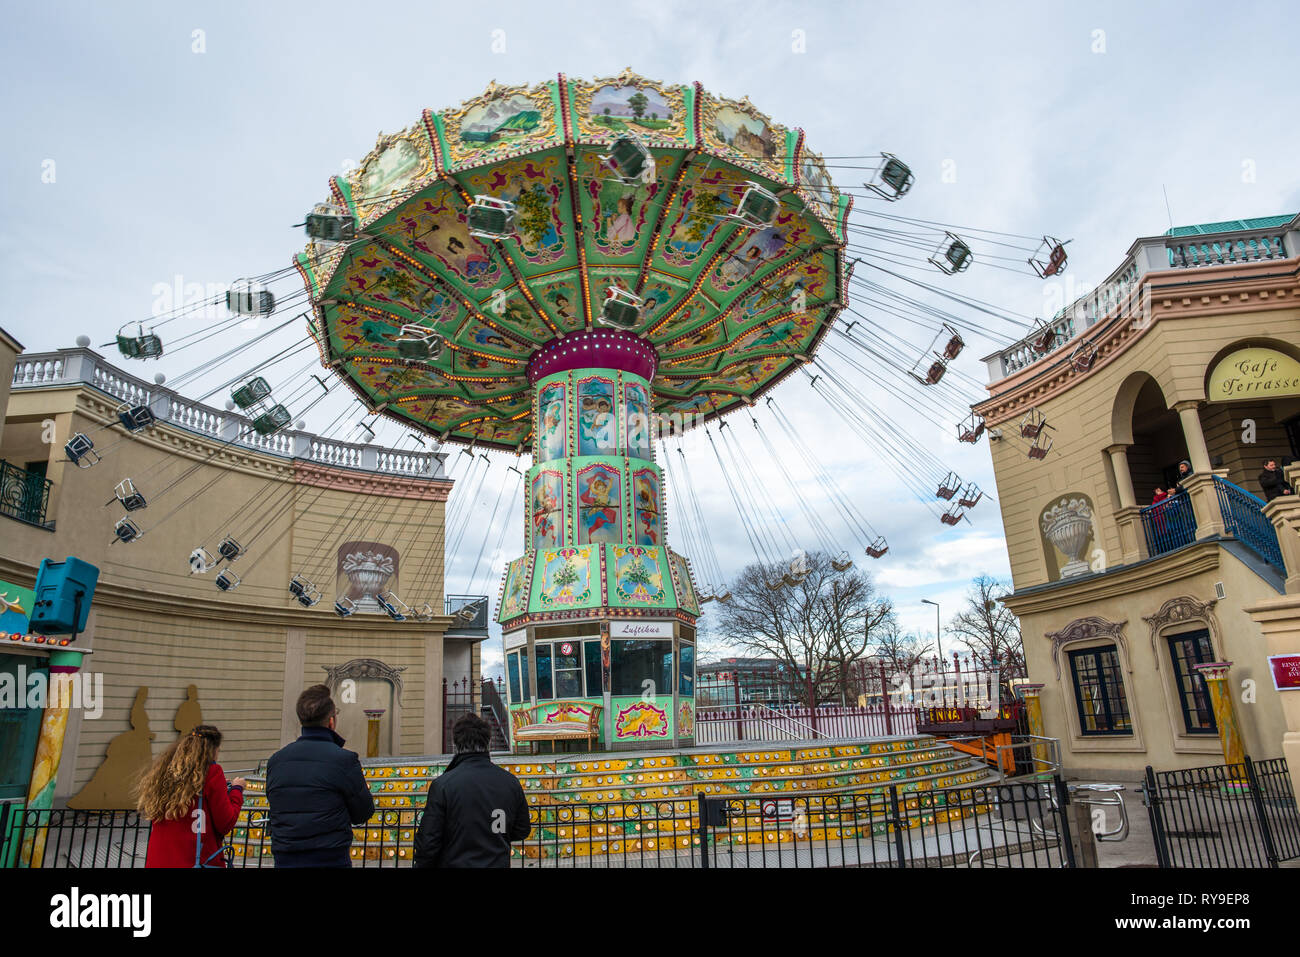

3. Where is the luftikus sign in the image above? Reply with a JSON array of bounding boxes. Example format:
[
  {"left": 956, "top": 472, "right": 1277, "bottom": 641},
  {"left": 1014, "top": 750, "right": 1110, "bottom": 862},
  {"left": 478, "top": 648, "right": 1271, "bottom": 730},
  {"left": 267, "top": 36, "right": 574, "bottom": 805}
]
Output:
[{"left": 1207, "top": 347, "right": 1300, "bottom": 401}]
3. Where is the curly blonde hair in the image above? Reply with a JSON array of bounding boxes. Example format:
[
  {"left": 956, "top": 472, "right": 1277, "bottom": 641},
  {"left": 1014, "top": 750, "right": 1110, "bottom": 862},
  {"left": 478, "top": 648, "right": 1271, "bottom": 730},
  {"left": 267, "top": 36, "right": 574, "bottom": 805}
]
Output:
[{"left": 136, "top": 725, "right": 222, "bottom": 821}]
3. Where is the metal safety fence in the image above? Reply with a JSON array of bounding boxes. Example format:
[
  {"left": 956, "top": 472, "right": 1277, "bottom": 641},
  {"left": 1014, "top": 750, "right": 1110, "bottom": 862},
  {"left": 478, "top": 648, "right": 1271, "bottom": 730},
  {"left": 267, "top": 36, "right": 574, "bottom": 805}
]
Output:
[{"left": 1143, "top": 756, "right": 1300, "bottom": 868}]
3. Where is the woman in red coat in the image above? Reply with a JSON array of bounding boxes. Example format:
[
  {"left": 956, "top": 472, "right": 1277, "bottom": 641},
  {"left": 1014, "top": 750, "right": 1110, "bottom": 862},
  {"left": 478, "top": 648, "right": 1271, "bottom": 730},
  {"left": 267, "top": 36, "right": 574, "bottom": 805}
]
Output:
[{"left": 138, "top": 724, "right": 245, "bottom": 867}]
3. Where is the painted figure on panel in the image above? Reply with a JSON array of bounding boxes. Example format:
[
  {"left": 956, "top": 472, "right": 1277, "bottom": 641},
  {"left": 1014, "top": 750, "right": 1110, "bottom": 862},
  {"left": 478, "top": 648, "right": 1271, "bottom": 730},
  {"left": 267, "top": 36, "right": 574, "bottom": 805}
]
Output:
[
  {"left": 532, "top": 472, "right": 563, "bottom": 547},
  {"left": 578, "top": 466, "right": 621, "bottom": 544},
  {"left": 578, "top": 379, "right": 616, "bottom": 455},
  {"left": 538, "top": 384, "right": 566, "bottom": 461}
]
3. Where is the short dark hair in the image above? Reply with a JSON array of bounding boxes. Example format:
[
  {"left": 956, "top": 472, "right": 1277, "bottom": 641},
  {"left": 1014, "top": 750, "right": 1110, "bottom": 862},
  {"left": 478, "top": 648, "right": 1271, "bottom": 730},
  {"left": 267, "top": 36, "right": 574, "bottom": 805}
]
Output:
[
  {"left": 1265, "top": 458, "right": 1277, "bottom": 467},
  {"left": 297, "top": 684, "right": 336, "bottom": 727},
  {"left": 452, "top": 713, "right": 491, "bottom": 754}
]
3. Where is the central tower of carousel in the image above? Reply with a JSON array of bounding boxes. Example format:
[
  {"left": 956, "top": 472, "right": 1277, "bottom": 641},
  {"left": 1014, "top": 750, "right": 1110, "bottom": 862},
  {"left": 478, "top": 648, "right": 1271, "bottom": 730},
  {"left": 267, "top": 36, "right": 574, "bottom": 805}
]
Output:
[{"left": 297, "top": 69, "right": 850, "bottom": 750}]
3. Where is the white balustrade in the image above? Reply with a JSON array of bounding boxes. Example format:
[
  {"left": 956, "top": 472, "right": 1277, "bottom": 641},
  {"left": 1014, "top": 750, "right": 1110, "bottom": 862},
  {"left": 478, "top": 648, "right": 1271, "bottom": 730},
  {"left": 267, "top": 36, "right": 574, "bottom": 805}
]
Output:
[{"left": 11, "top": 347, "right": 443, "bottom": 478}]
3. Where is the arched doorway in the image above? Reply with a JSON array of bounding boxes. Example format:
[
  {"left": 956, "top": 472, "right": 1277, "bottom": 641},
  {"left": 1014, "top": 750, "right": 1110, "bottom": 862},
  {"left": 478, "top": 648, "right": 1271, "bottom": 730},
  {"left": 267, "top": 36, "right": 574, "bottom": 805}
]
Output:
[{"left": 1113, "top": 373, "right": 1190, "bottom": 506}]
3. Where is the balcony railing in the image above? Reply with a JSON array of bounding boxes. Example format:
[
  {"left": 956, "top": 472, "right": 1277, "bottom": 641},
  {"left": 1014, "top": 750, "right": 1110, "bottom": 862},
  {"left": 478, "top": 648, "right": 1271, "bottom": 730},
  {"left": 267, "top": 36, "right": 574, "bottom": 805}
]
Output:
[
  {"left": 0, "top": 459, "right": 53, "bottom": 528},
  {"left": 1140, "top": 494, "right": 1197, "bottom": 557},
  {"left": 985, "top": 214, "right": 1300, "bottom": 381},
  {"left": 1213, "top": 477, "right": 1285, "bottom": 573},
  {"left": 10, "top": 348, "right": 447, "bottom": 479}
]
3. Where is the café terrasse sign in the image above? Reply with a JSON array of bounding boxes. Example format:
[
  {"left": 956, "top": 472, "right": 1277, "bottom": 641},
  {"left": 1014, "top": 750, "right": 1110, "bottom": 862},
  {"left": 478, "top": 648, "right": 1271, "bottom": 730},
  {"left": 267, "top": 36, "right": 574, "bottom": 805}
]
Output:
[{"left": 1206, "top": 347, "right": 1300, "bottom": 402}]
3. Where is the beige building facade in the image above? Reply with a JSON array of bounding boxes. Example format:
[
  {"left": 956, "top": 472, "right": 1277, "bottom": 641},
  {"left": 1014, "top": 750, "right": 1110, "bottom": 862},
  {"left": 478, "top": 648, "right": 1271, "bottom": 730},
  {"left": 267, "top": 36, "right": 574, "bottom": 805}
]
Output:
[
  {"left": 974, "top": 214, "right": 1300, "bottom": 784},
  {"left": 1, "top": 339, "right": 485, "bottom": 806}
]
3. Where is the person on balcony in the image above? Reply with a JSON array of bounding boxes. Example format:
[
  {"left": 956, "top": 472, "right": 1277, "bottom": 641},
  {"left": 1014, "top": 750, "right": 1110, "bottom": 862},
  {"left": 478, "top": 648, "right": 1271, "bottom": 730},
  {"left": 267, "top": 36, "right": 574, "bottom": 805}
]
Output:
[
  {"left": 1173, "top": 460, "right": 1193, "bottom": 495},
  {"left": 1259, "top": 459, "right": 1293, "bottom": 501}
]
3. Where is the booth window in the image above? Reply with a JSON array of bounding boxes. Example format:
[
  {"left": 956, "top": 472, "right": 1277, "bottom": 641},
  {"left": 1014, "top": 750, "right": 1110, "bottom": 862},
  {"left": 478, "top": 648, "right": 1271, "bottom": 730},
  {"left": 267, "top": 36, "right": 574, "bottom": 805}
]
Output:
[
  {"left": 1167, "top": 630, "right": 1218, "bottom": 734},
  {"left": 585, "top": 639, "right": 602, "bottom": 696},
  {"left": 536, "top": 643, "right": 553, "bottom": 700},
  {"left": 679, "top": 642, "right": 694, "bottom": 696},
  {"left": 534, "top": 640, "right": 600, "bottom": 699},
  {"left": 611, "top": 639, "right": 673, "bottom": 697},
  {"left": 1068, "top": 646, "right": 1132, "bottom": 735},
  {"left": 506, "top": 649, "right": 530, "bottom": 703}
]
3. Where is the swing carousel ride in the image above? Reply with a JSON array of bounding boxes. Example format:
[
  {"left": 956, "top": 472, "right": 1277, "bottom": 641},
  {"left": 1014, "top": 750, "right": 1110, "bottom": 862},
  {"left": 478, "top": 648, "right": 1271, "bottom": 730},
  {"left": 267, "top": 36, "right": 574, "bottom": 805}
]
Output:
[{"left": 89, "top": 70, "right": 1074, "bottom": 641}]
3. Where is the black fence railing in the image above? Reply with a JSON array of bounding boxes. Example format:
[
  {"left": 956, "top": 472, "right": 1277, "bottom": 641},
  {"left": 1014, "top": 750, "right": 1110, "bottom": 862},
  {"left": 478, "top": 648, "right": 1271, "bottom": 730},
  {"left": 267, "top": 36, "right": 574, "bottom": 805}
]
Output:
[
  {"left": 0, "top": 459, "right": 52, "bottom": 527},
  {"left": 1143, "top": 756, "right": 1300, "bottom": 868},
  {"left": 697, "top": 779, "right": 1075, "bottom": 868},
  {"left": 0, "top": 805, "right": 151, "bottom": 868},
  {"left": 3, "top": 777, "right": 1080, "bottom": 869}
]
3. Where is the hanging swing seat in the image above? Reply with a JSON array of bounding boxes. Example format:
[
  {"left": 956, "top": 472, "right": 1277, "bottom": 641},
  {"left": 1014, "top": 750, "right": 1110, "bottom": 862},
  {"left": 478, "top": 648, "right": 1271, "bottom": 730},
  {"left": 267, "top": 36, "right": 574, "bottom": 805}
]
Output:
[
  {"left": 929, "top": 233, "right": 972, "bottom": 274},
  {"left": 957, "top": 414, "right": 985, "bottom": 443},
  {"left": 113, "top": 517, "right": 143, "bottom": 543},
  {"left": 305, "top": 205, "right": 356, "bottom": 243},
  {"left": 602, "top": 134, "right": 653, "bottom": 185},
  {"left": 117, "top": 403, "right": 156, "bottom": 433},
  {"left": 715, "top": 589, "right": 733, "bottom": 603},
  {"left": 731, "top": 182, "right": 780, "bottom": 229},
  {"left": 114, "top": 478, "right": 147, "bottom": 511},
  {"left": 214, "top": 568, "right": 241, "bottom": 592},
  {"left": 865, "top": 537, "right": 889, "bottom": 559},
  {"left": 395, "top": 326, "right": 445, "bottom": 362},
  {"left": 831, "top": 552, "right": 854, "bottom": 571},
  {"left": 864, "top": 153, "right": 914, "bottom": 201},
  {"left": 940, "top": 504, "right": 964, "bottom": 526},
  {"left": 413, "top": 602, "right": 436, "bottom": 622},
  {"left": 1028, "top": 434, "right": 1053, "bottom": 460},
  {"left": 189, "top": 547, "right": 216, "bottom": 575},
  {"left": 1028, "top": 237, "right": 1069, "bottom": 278},
  {"left": 958, "top": 483, "right": 983, "bottom": 508},
  {"left": 923, "top": 359, "right": 947, "bottom": 384},
  {"left": 455, "top": 599, "right": 486, "bottom": 623},
  {"left": 217, "top": 536, "right": 244, "bottom": 562},
  {"left": 937, "top": 472, "right": 961, "bottom": 500},
  {"left": 468, "top": 195, "right": 518, "bottom": 239},
  {"left": 231, "top": 377, "right": 273, "bottom": 410},
  {"left": 288, "top": 575, "right": 321, "bottom": 608},
  {"left": 226, "top": 281, "right": 276, "bottom": 317},
  {"left": 1070, "top": 341, "right": 1096, "bottom": 372},
  {"left": 1020, "top": 409, "right": 1046, "bottom": 439},
  {"left": 252, "top": 404, "right": 292, "bottom": 436},
  {"left": 376, "top": 591, "right": 410, "bottom": 622},
  {"left": 1030, "top": 322, "right": 1058, "bottom": 355},
  {"left": 941, "top": 327, "right": 965, "bottom": 360},
  {"left": 64, "top": 433, "right": 100, "bottom": 468},
  {"left": 597, "top": 287, "right": 643, "bottom": 330},
  {"left": 334, "top": 596, "right": 358, "bottom": 619},
  {"left": 765, "top": 577, "right": 787, "bottom": 591},
  {"left": 116, "top": 325, "right": 163, "bottom": 360}
]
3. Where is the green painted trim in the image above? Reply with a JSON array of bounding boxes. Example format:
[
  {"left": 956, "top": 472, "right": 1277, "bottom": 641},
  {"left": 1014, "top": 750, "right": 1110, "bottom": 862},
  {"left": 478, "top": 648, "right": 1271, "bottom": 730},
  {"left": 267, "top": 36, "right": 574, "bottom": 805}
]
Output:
[
  {"left": 682, "top": 82, "right": 696, "bottom": 149},
  {"left": 430, "top": 112, "right": 452, "bottom": 172},
  {"left": 295, "top": 252, "right": 321, "bottom": 300},
  {"left": 335, "top": 175, "right": 358, "bottom": 221},
  {"left": 783, "top": 130, "right": 798, "bottom": 183},
  {"left": 46, "top": 650, "right": 84, "bottom": 669}
]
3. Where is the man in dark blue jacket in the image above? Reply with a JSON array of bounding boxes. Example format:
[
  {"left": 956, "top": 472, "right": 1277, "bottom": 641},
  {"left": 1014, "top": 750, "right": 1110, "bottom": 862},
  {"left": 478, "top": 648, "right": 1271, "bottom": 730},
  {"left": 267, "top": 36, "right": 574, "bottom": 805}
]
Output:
[
  {"left": 414, "top": 713, "right": 531, "bottom": 867},
  {"left": 266, "top": 684, "right": 374, "bottom": 867}
]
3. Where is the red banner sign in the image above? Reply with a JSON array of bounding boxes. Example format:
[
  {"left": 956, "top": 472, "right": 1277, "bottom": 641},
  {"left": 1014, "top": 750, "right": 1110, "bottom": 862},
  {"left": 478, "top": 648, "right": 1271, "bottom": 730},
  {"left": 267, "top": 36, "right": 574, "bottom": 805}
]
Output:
[{"left": 1268, "top": 655, "right": 1300, "bottom": 691}]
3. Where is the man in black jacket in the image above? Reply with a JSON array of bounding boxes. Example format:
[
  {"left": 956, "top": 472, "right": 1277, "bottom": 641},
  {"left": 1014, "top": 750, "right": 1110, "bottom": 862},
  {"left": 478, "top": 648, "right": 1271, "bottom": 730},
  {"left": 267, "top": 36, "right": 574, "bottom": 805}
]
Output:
[
  {"left": 266, "top": 684, "right": 374, "bottom": 867},
  {"left": 414, "top": 713, "right": 530, "bottom": 867},
  {"left": 1259, "top": 459, "right": 1293, "bottom": 501}
]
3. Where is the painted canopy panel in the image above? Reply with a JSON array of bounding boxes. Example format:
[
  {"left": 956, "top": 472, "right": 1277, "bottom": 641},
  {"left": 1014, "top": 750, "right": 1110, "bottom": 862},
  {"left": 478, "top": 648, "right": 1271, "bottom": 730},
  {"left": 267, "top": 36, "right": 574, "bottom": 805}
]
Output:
[{"left": 300, "top": 70, "right": 849, "bottom": 450}]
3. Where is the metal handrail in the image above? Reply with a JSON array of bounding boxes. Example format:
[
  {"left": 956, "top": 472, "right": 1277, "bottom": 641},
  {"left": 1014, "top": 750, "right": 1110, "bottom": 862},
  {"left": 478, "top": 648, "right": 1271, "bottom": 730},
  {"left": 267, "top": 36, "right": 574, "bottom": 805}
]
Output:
[
  {"left": 747, "top": 701, "right": 820, "bottom": 739},
  {"left": 1213, "top": 476, "right": 1285, "bottom": 571}
]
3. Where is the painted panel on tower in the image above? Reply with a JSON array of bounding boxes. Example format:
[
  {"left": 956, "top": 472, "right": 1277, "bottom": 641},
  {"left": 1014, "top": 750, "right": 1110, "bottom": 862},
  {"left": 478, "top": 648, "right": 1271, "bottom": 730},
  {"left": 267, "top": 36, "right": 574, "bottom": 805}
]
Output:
[
  {"left": 536, "top": 546, "right": 596, "bottom": 610},
  {"left": 537, "top": 382, "right": 567, "bottom": 461},
  {"left": 531, "top": 470, "right": 565, "bottom": 548},
  {"left": 577, "top": 376, "right": 617, "bottom": 455},
  {"left": 577, "top": 463, "right": 622, "bottom": 545},
  {"left": 633, "top": 468, "right": 661, "bottom": 545}
]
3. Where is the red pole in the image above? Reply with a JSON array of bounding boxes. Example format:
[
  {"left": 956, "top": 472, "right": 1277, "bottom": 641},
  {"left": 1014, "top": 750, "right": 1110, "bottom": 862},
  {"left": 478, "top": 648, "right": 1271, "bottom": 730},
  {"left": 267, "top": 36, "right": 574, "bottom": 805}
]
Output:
[
  {"left": 441, "top": 676, "right": 448, "bottom": 753},
  {"left": 881, "top": 662, "right": 893, "bottom": 736},
  {"left": 733, "top": 670, "right": 743, "bottom": 741},
  {"left": 807, "top": 673, "right": 819, "bottom": 737},
  {"left": 952, "top": 653, "right": 962, "bottom": 712}
]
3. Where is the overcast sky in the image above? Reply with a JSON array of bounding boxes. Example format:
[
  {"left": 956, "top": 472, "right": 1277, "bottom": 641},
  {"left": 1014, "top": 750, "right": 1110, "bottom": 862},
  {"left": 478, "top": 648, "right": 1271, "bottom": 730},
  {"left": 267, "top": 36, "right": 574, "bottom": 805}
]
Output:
[{"left": 4, "top": 1, "right": 1297, "bottom": 678}]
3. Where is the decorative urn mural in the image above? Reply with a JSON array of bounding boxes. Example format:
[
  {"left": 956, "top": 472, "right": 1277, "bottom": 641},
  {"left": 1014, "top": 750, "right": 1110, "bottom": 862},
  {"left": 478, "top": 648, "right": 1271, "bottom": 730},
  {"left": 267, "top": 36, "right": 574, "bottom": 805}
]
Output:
[
  {"left": 1040, "top": 496, "right": 1095, "bottom": 580},
  {"left": 337, "top": 541, "right": 400, "bottom": 612}
]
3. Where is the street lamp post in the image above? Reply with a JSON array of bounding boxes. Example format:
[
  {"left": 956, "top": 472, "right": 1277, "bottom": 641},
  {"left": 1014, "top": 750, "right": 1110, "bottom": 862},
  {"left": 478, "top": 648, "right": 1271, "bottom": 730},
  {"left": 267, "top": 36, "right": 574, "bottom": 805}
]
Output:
[{"left": 922, "top": 599, "right": 943, "bottom": 662}]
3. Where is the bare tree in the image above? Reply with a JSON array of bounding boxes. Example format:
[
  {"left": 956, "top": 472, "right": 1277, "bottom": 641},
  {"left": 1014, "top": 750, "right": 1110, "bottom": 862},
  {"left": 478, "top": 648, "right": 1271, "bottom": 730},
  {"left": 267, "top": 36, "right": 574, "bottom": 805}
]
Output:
[
  {"left": 946, "top": 575, "right": 1025, "bottom": 682},
  {"left": 713, "top": 551, "right": 894, "bottom": 705},
  {"left": 870, "top": 623, "right": 934, "bottom": 676}
]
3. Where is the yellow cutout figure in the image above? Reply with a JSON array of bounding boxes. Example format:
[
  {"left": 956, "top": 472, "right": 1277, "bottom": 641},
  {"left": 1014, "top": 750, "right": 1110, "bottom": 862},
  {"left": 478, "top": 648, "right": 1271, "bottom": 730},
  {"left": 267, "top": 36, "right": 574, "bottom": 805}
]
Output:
[
  {"left": 173, "top": 684, "right": 202, "bottom": 736},
  {"left": 68, "top": 687, "right": 156, "bottom": 810}
]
